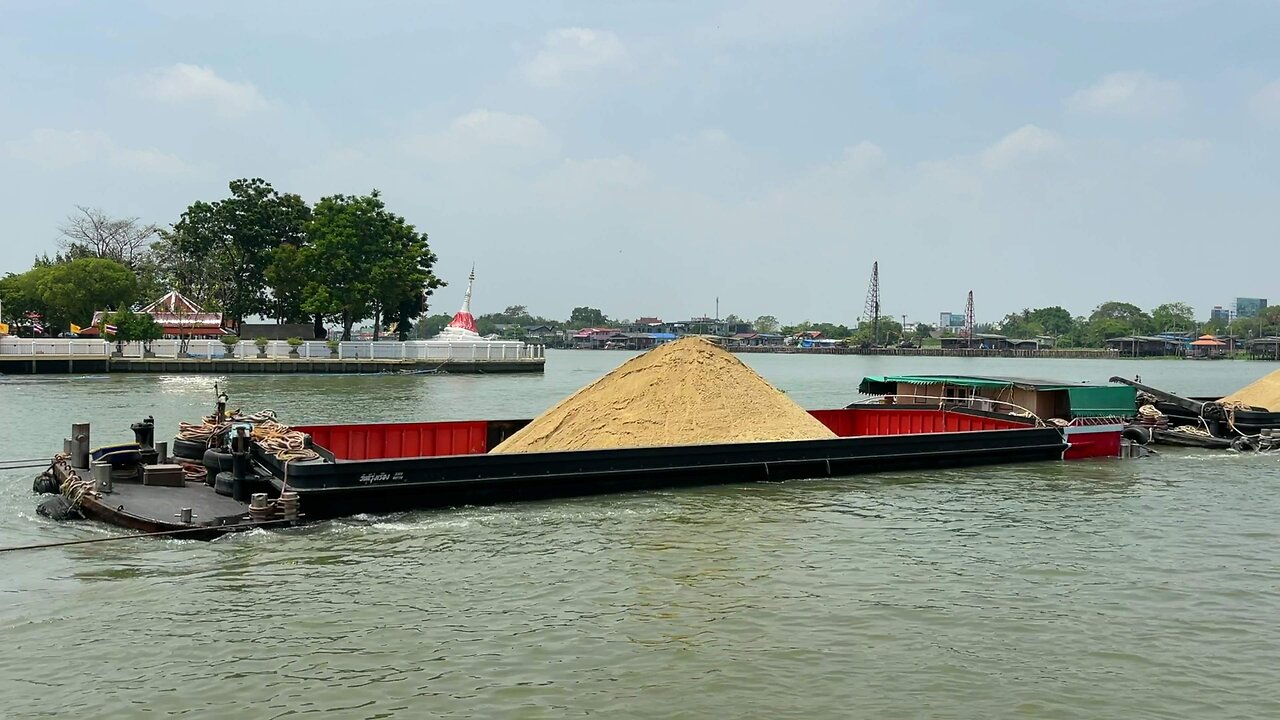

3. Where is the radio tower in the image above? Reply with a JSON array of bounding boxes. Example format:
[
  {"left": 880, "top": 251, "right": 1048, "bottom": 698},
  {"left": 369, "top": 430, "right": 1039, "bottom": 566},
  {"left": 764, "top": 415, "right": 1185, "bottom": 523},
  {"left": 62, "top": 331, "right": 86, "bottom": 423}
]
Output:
[
  {"left": 863, "top": 261, "right": 881, "bottom": 346},
  {"left": 962, "top": 290, "right": 975, "bottom": 348}
]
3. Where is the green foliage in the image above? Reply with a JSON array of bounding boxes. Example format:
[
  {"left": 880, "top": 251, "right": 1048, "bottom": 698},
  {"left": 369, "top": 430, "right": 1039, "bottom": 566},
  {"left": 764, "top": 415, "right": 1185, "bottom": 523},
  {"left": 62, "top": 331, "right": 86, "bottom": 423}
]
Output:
[
  {"left": 110, "top": 306, "right": 163, "bottom": 344},
  {"left": 302, "top": 190, "right": 443, "bottom": 340},
  {"left": 254, "top": 336, "right": 269, "bottom": 348},
  {"left": 568, "top": 306, "right": 610, "bottom": 328},
  {"left": 783, "top": 321, "right": 854, "bottom": 339},
  {"left": 1151, "top": 302, "right": 1196, "bottom": 333},
  {"left": 220, "top": 335, "right": 240, "bottom": 346},
  {"left": 286, "top": 336, "right": 304, "bottom": 347},
  {"left": 162, "top": 178, "right": 311, "bottom": 325},
  {"left": 326, "top": 338, "right": 340, "bottom": 350},
  {"left": 416, "top": 313, "right": 453, "bottom": 339},
  {"left": 753, "top": 315, "right": 780, "bottom": 333},
  {"left": 0, "top": 257, "right": 137, "bottom": 331},
  {"left": 1027, "top": 306, "right": 1075, "bottom": 336}
]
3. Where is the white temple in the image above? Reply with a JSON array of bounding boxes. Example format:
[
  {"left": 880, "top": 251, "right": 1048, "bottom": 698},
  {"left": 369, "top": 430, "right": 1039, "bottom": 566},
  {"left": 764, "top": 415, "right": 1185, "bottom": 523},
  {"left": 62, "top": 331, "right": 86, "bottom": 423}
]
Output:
[{"left": 432, "top": 265, "right": 487, "bottom": 341}]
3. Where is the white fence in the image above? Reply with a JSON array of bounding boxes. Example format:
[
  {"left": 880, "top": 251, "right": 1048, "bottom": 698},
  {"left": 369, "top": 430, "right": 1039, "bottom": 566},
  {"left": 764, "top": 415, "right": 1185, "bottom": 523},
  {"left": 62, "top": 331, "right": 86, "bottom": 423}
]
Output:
[{"left": 0, "top": 337, "right": 544, "bottom": 361}]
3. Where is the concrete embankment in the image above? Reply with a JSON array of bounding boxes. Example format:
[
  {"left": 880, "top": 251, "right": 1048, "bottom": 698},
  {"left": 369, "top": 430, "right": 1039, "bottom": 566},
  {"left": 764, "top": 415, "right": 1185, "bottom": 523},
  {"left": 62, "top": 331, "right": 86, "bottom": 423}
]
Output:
[{"left": 0, "top": 355, "right": 544, "bottom": 375}]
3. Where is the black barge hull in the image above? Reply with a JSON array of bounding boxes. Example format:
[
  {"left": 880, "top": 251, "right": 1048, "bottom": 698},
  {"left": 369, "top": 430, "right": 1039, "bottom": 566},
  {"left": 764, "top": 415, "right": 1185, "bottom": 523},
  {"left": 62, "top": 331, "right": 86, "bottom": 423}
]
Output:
[{"left": 257, "top": 428, "right": 1068, "bottom": 519}]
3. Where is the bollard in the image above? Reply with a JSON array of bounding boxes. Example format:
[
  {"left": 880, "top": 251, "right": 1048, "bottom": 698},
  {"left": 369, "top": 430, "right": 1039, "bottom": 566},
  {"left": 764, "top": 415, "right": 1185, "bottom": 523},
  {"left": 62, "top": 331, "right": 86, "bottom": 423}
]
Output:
[
  {"left": 71, "top": 423, "right": 91, "bottom": 469},
  {"left": 249, "top": 493, "right": 273, "bottom": 523},
  {"left": 177, "top": 507, "right": 193, "bottom": 524},
  {"left": 91, "top": 461, "right": 112, "bottom": 493},
  {"left": 156, "top": 441, "right": 169, "bottom": 464},
  {"left": 130, "top": 416, "right": 156, "bottom": 449},
  {"left": 278, "top": 491, "right": 299, "bottom": 522},
  {"left": 63, "top": 438, "right": 72, "bottom": 456}
]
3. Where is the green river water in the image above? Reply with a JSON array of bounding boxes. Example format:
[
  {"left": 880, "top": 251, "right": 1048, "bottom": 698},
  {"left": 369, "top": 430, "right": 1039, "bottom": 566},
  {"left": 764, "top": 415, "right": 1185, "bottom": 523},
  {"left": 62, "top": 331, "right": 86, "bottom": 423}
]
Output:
[{"left": 1, "top": 351, "right": 1277, "bottom": 719}]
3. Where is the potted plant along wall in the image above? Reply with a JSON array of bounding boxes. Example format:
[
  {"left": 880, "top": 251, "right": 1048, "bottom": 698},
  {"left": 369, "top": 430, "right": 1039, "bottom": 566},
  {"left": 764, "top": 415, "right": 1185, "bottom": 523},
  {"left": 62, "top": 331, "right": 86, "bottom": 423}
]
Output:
[
  {"left": 220, "top": 335, "right": 239, "bottom": 358},
  {"left": 286, "top": 336, "right": 303, "bottom": 358},
  {"left": 327, "top": 338, "right": 340, "bottom": 358},
  {"left": 255, "top": 336, "right": 268, "bottom": 358}
]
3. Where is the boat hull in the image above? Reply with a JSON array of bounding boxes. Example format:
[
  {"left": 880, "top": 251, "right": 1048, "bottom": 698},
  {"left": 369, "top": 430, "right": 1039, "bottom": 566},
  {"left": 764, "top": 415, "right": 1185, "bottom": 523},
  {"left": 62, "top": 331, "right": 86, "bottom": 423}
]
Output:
[{"left": 256, "top": 428, "right": 1068, "bottom": 519}]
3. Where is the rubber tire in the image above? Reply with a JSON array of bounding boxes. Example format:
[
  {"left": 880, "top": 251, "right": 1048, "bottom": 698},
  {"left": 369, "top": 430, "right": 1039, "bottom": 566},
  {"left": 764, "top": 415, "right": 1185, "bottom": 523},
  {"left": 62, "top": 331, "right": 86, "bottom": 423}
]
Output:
[
  {"left": 203, "top": 447, "right": 234, "bottom": 475},
  {"left": 37, "top": 496, "right": 82, "bottom": 521},
  {"left": 1121, "top": 425, "right": 1151, "bottom": 445},
  {"left": 172, "top": 437, "right": 207, "bottom": 461},
  {"left": 32, "top": 473, "right": 60, "bottom": 495},
  {"left": 214, "top": 471, "right": 236, "bottom": 497}
]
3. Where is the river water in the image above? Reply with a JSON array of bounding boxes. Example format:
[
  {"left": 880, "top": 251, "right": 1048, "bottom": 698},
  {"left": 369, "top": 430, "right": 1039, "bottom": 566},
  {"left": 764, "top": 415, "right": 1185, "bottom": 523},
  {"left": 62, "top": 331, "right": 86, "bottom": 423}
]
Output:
[{"left": 1, "top": 351, "right": 1277, "bottom": 719}]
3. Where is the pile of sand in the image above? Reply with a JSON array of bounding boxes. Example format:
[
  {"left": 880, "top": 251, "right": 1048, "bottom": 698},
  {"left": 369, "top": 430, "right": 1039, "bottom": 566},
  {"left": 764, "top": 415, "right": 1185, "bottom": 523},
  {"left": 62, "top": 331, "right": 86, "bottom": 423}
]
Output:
[
  {"left": 1220, "top": 369, "right": 1280, "bottom": 411},
  {"left": 490, "top": 337, "right": 836, "bottom": 453}
]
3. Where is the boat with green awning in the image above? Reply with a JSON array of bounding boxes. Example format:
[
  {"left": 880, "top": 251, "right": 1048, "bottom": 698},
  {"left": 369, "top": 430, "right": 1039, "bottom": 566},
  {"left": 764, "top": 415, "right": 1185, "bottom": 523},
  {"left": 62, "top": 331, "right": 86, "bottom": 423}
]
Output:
[{"left": 857, "top": 375, "right": 1138, "bottom": 459}]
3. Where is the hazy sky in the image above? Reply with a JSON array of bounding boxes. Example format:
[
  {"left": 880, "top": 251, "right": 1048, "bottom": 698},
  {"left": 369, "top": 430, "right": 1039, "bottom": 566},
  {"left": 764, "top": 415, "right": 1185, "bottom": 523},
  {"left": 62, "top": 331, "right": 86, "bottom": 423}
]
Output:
[{"left": 2, "top": 1, "right": 1277, "bottom": 325}]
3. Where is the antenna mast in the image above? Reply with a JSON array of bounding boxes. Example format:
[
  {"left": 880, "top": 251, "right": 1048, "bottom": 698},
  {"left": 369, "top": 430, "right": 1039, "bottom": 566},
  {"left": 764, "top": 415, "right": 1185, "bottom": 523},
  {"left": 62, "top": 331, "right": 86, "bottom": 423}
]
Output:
[
  {"left": 963, "top": 290, "right": 975, "bottom": 349},
  {"left": 863, "top": 261, "right": 881, "bottom": 346}
]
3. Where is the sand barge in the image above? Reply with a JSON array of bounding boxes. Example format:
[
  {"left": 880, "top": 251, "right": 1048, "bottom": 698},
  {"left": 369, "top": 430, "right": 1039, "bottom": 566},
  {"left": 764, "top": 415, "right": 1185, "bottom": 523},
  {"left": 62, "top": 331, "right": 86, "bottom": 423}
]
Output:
[
  {"left": 1220, "top": 368, "right": 1280, "bottom": 411},
  {"left": 490, "top": 337, "right": 836, "bottom": 453}
]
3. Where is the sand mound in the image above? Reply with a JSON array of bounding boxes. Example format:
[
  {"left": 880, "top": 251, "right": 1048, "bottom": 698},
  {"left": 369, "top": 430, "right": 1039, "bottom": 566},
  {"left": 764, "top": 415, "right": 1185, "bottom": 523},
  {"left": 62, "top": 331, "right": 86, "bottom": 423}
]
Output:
[
  {"left": 1220, "top": 369, "right": 1280, "bottom": 411},
  {"left": 490, "top": 337, "right": 836, "bottom": 453}
]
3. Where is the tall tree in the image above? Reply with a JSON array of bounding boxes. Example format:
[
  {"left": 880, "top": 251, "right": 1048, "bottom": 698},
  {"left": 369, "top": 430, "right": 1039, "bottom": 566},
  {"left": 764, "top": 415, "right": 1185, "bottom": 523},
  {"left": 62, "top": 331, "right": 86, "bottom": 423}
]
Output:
[
  {"left": 0, "top": 258, "right": 137, "bottom": 332},
  {"left": 1151, "top": 302, "right": 1196, "bottom": 333},
  {"left": 753, "top": 315, "right": 780, "bottom": 333},
  {"left": 58, "top": 206, "right": 159, "bottom": 267},
  {"left": 1026, "top": 306, "right": 1076, "bottom": 336},
  {"left": 568, "top": 306, "right": 609, "bottom": 328},
  {"left": 161, "top": 178, "right": 310, "bottom": 327},
  {"left": 303, "top": 190, "right": 442, "bottom": 340}
]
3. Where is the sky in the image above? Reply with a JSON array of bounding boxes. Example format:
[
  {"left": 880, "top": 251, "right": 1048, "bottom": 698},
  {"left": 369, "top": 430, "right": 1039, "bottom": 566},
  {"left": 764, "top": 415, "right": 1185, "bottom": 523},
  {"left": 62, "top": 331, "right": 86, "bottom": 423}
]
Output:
[{"left": 2, "top": 0, "right": 1278, "bottom": 326}]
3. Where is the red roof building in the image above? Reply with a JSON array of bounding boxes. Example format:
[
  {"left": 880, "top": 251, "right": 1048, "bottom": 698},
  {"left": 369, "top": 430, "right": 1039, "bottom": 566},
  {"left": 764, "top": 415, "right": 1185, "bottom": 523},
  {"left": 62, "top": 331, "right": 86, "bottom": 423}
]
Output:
[{"left": 84, "top": 290, "right": 228, "bottom": 337}]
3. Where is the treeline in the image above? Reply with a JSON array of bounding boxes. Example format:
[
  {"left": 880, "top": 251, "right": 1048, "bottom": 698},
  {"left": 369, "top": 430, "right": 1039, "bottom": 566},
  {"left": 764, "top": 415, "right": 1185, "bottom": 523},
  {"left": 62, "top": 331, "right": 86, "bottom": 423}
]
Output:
[
  {"left": 426, "top": 301, "right": 1280, "bottom": 347},
  {"left": 0, "top": 179, "right": 442, "bottom": 340}
]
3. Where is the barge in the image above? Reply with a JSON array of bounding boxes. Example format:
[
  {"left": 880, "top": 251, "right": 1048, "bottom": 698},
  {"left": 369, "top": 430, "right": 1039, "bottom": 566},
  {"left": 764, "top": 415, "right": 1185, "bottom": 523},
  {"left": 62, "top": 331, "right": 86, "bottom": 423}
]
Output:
[{"left": 35, "top": 377, "right": 1141, "bottom": 539}]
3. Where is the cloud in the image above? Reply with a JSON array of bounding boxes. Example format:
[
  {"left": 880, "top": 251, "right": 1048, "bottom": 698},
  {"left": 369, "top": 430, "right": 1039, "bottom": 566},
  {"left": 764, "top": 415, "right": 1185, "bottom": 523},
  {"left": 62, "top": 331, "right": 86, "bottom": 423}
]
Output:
[
  {"left": 139, "top": 63, "right": 264, "bottom": 117},
  {"left": 1066, "top": 70, "right": 1184, "bottom": 116},
  {"left": 979, "top": 124, "right": 1064, "bottom": 169},
  {"left": 1249, "top": 80, "right": 1280, "bottom": 122},
  {"left": 407, "top": 109, "right": 559, "bottom": 165},
  {"left": 523, "top": 28, "right": 627, "bottom": 87},
  {"left": 6, "top": 129, "right": 188, "bottom": 174}
]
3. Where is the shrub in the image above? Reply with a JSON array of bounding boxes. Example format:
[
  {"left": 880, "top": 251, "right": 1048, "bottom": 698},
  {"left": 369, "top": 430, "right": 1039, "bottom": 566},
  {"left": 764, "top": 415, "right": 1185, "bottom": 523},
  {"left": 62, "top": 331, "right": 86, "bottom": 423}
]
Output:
[
  {"left": 254, "top": 336, "right": 269, "bottom": 348},
  {"left": 286, "top": 337, "right": 304, "bottom": 347},
  {"left": 219, "top": 335, "right": 239, "bottom": 346},
  {"left": 326, "top": 338, "right": 340, "bottom": 350}
]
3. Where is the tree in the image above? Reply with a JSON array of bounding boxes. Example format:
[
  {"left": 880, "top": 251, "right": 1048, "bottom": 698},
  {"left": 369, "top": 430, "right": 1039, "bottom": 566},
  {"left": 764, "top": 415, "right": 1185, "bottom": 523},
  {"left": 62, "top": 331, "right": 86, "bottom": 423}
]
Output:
[
  {"left": 1151, "top": 302, "right": 1196, "bottom": 333},
  {"left": 303, "top": 190, "right": 442, "bottom": 340},
  {"left": 111, "top": 307, "right": 163, "bottom": 350},
  {"left": 1027, "top": 306, "right": 1076, "bottom": 336},
  {"left": 161, "top": 178, "right": 311, "bottom": 327},
  {"left": 59, "top": 206, "right": 158, "bottom": 267},
  {"left": 913, "top": 323, "right": 935, "bottom": 341},
  {"left": 754, "top": 315, "right": 779, "bottom": 334},
  {"left": 416, "top": 313, "right": 452, "bottom": 339},
  {"left": 0, "top": 258, "right": 137, "bottom": 332},
  {"left": 568, "top": 306, "right": 609, "bottom": 328}
]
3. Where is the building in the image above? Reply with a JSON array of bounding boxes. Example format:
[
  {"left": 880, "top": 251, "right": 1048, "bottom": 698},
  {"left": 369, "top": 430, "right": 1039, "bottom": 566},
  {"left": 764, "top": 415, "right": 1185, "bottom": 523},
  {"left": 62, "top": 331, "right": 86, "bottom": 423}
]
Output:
[
  {"left": 1236, "top": 297, "right": 1268, "bottom": 318},
  {"left": 1210, "top": 306, "right": 1233, "bottom": 323},
  {"left": 939, "top": 312, "right": 965, "bottom": 329},
  {"left": 85, "top": 290, "right": 228, "bottom": 338},
  {"left": 1103, "top": 335, "right": 1183, "bottom": 357}
]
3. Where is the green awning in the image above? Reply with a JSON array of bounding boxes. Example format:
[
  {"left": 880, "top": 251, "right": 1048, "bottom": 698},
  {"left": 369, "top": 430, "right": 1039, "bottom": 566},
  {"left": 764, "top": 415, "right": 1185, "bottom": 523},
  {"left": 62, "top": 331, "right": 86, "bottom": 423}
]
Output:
[
  {"left": 859, "top": 375, "right": 1016, "bottom": 393},
  {"left": 1065, "top": 386, "right": 1136, "bottom": 417}
]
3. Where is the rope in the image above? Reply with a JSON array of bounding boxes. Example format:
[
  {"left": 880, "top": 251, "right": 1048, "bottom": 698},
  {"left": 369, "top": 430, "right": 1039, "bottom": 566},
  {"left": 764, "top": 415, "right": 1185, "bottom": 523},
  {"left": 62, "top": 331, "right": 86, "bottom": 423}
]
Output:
[
  {"left": 1172, "top": 424, "right": 1214, "bottom": 437},
  {"left": 251, "top": 420, "right": 320, "bottom": 462},
  {"left": 1138, "top": 404, "right": 1164, "bottom": 419}
]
